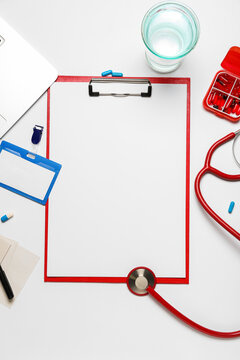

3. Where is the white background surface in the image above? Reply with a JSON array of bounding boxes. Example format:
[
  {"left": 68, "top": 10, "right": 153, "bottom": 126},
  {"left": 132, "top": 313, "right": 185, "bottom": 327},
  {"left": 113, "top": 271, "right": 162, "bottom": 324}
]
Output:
[{"left": 0, "top": 0, "right": 240, "bottom": 359}]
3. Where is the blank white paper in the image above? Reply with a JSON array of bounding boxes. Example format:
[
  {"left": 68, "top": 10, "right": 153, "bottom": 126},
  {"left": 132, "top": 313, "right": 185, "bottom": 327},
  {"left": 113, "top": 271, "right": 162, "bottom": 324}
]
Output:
[{"left": 47, "top": 80, "right": 188, "bottom": 278}]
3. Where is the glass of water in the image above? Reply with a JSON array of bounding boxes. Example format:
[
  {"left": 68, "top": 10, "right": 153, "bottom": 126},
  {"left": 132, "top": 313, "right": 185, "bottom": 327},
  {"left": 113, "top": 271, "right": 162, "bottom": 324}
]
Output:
[{"left": 141, "top": 2, "right": 200, "bottom": 73}]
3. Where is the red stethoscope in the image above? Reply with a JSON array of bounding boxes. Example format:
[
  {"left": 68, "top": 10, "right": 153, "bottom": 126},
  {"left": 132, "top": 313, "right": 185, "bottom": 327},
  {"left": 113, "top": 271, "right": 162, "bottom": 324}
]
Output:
[
  {"left": 127, "top": 130, "right": 240, "bottom": 338},
  {"left": 195, "top": 129, "right": 240, "bottom": 240}
]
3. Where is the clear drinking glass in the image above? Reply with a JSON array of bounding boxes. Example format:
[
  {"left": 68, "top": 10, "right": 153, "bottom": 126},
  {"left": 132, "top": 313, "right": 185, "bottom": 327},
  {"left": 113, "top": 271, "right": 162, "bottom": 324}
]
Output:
[{"left": 141, "top": 2, "right": 200, "bottom": 73}]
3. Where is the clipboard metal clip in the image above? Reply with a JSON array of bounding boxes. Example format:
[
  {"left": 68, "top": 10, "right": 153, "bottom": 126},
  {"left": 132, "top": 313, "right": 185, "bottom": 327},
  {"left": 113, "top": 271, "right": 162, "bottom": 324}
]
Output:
[{"left": 88, "top": 78, "right": 152, "bottom": 97}]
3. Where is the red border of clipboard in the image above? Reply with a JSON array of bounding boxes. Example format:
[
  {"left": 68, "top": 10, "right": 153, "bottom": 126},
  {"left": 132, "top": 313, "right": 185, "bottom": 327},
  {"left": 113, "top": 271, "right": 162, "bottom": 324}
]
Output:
[{"left": 44, "top": 76, "right": 191, "bottom": 285}]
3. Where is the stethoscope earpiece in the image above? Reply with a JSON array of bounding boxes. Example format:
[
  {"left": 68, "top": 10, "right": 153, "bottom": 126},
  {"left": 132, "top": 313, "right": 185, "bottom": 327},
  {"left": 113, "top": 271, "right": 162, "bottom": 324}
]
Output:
[{"left": 232, "top": 129, "right": 240, "bottom": 167}]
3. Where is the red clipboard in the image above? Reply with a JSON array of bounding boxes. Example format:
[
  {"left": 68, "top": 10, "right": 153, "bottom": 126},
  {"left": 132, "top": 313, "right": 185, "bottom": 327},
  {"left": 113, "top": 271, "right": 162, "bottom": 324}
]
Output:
[{"left": 44, "top": 75, "right": 190, "bottom": 285}]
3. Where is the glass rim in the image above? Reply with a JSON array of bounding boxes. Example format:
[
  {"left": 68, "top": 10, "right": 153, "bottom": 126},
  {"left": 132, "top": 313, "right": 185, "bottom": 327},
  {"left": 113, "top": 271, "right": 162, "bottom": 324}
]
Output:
[{"left": 141, "top": 1, "right": 200, "bottom": 60}]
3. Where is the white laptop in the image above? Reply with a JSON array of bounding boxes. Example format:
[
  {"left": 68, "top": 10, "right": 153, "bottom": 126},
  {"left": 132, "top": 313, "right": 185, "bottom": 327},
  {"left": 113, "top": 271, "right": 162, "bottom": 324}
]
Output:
[{"left": 0, "top": 17, "right": 58, "bottom": 138}]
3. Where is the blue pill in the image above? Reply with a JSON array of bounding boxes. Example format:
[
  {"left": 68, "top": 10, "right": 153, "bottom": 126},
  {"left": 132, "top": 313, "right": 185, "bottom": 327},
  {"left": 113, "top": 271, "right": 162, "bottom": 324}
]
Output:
[
  {"left": 112, "top": 72, "right": 123, "bottom": 77},
  {"left": 101, "top": 70, "right": 112, "bottom": 77},
  {"left": 1, "top": 212, "right": 14, "bottom": 222},
  {"left": 228, "top": 201, "right": 235, "bottom": 214}
]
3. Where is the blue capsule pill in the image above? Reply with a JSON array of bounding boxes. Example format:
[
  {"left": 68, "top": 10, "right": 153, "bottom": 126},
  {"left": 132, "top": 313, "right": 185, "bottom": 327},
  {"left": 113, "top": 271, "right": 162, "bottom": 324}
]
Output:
[
  {"left": 101, "top": 70, "right": 112, "bottom": 77},
  {"left": 228, "top": 201, "right": 235, "bottom": 214},
  {"left": 112, "top": 72, "right": 123, "bottom": 77},
  {"left": 1, "top": 212, "right": 14, "bottom": 222}
]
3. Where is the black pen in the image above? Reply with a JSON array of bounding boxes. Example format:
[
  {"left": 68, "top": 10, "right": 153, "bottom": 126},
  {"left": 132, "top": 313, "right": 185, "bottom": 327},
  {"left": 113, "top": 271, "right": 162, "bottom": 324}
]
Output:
[{"left": 0, "top": 264, "right": 14, "bottom": 300}]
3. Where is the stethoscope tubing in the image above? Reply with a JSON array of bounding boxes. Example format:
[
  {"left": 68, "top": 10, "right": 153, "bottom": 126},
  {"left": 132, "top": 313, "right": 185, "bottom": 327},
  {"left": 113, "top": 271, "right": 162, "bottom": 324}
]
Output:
[
  {"left": 147, "top": 286, "right": 240, "bottom": 338},
  {"left": 195, "top": 131, "right": 240, "bottom": 241}
]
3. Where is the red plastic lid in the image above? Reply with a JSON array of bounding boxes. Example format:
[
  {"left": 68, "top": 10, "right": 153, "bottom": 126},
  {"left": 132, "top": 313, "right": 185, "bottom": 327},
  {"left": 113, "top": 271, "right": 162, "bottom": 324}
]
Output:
[{"left": 221, "top": 46, "right": 240, "bottom": 77}]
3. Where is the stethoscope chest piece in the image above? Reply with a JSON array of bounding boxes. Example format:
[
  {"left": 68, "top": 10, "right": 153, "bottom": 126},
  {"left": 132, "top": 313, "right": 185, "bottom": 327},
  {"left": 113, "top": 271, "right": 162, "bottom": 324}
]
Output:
[{"left": 127, "top": 267, "right": 156, "bottom": 296}]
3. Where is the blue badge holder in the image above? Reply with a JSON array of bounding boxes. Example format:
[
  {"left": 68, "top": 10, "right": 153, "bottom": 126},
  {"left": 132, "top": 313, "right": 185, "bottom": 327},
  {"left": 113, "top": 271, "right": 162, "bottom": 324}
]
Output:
[{"left": 0, "top": 141, "right": 62, "bottom": 205}]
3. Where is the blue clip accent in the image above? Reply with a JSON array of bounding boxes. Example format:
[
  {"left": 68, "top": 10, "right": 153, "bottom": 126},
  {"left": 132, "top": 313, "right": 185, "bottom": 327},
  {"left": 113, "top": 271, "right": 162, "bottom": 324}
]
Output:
[
  {"left": 228, "top": 201, "right": 235, "bottom": 214},
  {"left": 112, "top": 72, "right": 123, "bottom": 77},
  {"left": 101, "top": 70, "right": 112, "bottom": 77},
  {"left": 31, "top": 125, "right": 44, "bottom": 145}
]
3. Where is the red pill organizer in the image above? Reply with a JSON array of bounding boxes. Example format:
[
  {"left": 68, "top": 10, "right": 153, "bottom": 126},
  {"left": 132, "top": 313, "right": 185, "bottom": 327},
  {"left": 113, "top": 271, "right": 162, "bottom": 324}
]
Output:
[{"left": 203, "top": 46, "right": 240, "bottom": 122}]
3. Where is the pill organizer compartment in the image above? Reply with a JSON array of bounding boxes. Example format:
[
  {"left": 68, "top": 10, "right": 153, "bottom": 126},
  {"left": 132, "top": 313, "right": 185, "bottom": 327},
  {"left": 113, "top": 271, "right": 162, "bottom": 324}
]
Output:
[
  {"left": 231, "top": 79, "right": 240, "bottom": 97},
  {"left": 203, "top": 47, "right": 240, "bottom": 122}
]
